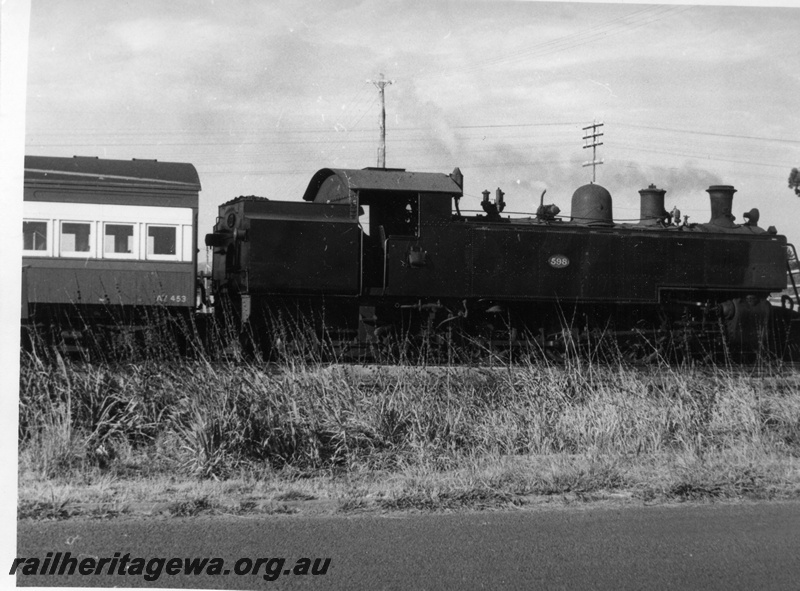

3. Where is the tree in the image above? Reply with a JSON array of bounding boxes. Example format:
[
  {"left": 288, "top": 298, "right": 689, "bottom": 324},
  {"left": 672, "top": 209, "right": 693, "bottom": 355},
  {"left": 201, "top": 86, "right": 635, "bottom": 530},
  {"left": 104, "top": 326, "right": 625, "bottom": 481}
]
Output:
[{"left": 789, "top": 168, "right": 800, "bottom": 196}]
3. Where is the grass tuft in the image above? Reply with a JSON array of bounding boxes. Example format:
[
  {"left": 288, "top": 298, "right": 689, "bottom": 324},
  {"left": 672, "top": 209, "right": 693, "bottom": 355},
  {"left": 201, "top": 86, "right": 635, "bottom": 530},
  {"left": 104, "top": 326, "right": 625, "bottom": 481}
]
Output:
[{"left": 17, "top": 327, "right": 800, "bottom": 517}]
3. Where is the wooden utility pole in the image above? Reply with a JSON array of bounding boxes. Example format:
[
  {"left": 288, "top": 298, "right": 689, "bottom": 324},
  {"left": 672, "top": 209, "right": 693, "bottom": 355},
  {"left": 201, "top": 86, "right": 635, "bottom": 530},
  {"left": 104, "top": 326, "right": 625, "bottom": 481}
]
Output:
[
  {"left": 371, "top": 73, "right": 394, "bottom": 168},
  {"left": 582, "top": 121, "right": 604, "bottom": 183}
]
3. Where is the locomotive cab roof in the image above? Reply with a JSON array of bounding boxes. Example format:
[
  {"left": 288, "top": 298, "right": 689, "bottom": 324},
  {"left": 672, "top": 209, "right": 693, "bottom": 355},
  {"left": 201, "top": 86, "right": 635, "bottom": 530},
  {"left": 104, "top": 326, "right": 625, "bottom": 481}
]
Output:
[{"left": 302, "top": 167, "right": 463, "bottom": 204}]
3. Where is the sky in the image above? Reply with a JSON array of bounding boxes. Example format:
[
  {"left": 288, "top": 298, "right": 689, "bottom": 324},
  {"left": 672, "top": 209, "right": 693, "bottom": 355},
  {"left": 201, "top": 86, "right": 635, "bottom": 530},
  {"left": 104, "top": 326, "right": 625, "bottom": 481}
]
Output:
[
  {"left": 19, "top": 0, "right": 800, "bottom": 254},
  {"left": 2, "top": 0, "right": 800, "bottom": 572}
]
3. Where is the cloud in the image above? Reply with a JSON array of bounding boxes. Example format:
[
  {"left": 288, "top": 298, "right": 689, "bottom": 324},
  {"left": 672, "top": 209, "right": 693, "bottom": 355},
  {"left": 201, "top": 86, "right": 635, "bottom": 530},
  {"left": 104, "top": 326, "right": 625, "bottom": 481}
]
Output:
[{"left": 23, "top": 1, "right": 800, "bottom": 243}]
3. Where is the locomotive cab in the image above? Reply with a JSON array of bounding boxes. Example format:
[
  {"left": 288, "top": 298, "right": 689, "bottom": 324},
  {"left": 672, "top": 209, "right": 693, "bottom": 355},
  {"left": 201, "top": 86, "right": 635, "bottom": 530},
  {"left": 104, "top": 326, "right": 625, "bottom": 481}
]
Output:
[{"left": 301, "top": 167, "right": 463, "bottom": 294}]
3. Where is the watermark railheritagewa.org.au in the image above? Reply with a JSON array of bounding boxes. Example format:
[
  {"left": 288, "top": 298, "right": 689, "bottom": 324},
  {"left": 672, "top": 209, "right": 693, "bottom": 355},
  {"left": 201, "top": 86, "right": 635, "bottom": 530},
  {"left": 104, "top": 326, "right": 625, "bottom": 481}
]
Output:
[{"left": 10, "top": 552, "right": 331, "bottom": 582}]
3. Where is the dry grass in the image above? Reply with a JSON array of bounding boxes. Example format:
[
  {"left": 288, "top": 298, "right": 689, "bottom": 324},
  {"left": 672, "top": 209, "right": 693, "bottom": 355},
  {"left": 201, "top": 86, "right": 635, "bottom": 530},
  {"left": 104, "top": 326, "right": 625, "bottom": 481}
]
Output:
[{"left": 17, "top": 335, "right": 800, "bottom": 518}]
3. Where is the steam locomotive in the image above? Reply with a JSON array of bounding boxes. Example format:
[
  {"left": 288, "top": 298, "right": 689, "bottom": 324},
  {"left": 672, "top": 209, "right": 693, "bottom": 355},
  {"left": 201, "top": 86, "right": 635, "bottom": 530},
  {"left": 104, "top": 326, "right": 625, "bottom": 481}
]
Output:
[
  {"left": 20, "top": 155, "right": 800, "bottom": 360},
  {"left": 204, "top": 166, "right": 800, "bottom": 360}
]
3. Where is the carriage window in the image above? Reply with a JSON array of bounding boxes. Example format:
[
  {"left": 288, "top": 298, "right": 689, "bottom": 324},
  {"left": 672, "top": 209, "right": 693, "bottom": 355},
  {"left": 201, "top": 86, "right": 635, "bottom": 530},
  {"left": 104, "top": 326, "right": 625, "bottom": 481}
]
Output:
[
  {"left": 104, "top": 223, "right": 134, "bottom": 254},
  {"left": 147, "top": 225, "right": 177, "bottom": 256},
  {"left": 23, "top": 221, "right": 47, "bottom": 251},
  {"left": 61, "top": 222, "right": 91, "bottom": 253}
]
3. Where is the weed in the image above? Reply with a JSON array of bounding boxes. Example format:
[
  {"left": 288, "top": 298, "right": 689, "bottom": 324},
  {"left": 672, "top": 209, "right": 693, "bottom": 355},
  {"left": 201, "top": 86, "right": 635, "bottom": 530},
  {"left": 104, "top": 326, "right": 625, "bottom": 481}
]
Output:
[
  {"left": 18, "top": 499, "right": 72, "bottom": 521},
  {"left": 17, "top": 328, "right": 800, "bottom": 516},
  {"left": 274, "top": 490, "right": 317, "bottom": 502},
  {"left": 165, "top": 496, "right": 218, "bottom": 517}
]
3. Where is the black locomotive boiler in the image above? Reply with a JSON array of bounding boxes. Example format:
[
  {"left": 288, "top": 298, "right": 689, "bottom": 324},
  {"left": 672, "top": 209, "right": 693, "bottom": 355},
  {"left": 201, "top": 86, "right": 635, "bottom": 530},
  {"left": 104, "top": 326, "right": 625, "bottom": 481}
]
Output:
[{"left": 205, "top": 166, "right": 800, "bottom": 360}]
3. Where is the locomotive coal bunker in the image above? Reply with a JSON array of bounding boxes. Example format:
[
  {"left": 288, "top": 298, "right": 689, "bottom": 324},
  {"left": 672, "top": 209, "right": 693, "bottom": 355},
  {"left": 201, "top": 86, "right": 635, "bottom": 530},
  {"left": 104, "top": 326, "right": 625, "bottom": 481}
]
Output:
[{"left": 205, "top": 166, "right": 799, "bottom": 360}]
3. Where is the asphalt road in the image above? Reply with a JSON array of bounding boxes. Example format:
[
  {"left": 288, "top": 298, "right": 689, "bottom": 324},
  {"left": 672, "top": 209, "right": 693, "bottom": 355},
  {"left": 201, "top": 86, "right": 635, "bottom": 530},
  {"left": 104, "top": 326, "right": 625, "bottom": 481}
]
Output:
[{"left": 15, "top": 502, "right": 800, "bottom": 590}]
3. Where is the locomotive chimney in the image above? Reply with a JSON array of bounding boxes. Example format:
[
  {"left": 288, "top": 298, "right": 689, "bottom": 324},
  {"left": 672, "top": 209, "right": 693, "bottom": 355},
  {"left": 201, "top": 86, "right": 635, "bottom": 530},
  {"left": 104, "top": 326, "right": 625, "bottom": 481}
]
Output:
[
  {"left": 638, "top": 184, "right": 668, "bottom": 225},
  {"left": 707, "top": 185, "right": 737, "bottom": 228}
]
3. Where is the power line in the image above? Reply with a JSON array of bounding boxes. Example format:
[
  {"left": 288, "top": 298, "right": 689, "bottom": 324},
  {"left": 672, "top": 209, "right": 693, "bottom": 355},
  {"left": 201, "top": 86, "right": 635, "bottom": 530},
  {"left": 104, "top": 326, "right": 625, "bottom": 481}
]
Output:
[
  {"left": 28, "top": 119, "right": 799, "bottom": 147},
  {"left": 611, "top": 143, "right": 789, "bottom": 170},
  {"left": 426, "top": 5, "right": 691, "bottom": 78},
  {"left": 614, "top": 121, "right": 800, "bottom": 146},
  {"left": 26, "top": 120, "right": 582, "bottom": 137}
]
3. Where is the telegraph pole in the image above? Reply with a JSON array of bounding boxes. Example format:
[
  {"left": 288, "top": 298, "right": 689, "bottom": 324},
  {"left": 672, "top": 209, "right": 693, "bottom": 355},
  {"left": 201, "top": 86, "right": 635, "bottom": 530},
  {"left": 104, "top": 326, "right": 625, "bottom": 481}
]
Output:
[
  {"left": 582, "top": 120, "right": 604, "bottom": 183},
  {"left": 370, "top": 73, "right": 394, "bottom": 168}
]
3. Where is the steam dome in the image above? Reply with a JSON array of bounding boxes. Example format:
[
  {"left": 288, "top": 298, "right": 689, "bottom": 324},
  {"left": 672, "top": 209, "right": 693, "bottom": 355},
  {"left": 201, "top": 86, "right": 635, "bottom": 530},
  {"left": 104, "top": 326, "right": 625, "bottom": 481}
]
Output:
[{"left": 570, "top": 183, "right": 613, "bottom": 225}]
